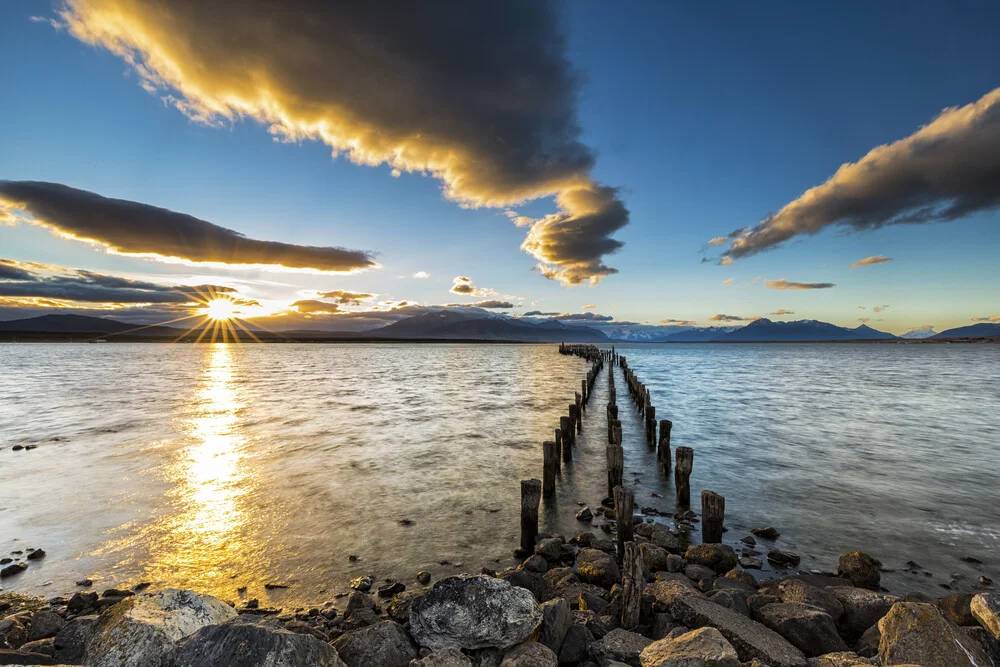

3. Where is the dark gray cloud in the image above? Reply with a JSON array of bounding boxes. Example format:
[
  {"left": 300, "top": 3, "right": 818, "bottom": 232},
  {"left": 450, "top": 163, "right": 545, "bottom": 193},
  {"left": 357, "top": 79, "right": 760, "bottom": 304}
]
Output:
[
  {"left": 58, "top": 0, "right": 628, "bottom": 284},
  {"left": 720, "top": 87, "right": 1000, "bottom": 260},
  {"left": 764, "top": 279, "right": 836, "bottom": 290},
  {"left": 449, "top": 276, "right": 496, "bottom": 297},
  {"left": 523, "top": 310, "right": 614, "bottom": 322},
  {"left": 0, "top": 259, "right": 38, "bottom": 281},
  {"left": 523, "top": 310, "right": 560, "bottom": 317},
  {"left": 0, "top": 181, "right": 377, "bottom": 272},
  {"left": 709, "top": 313, "right": 751, "bottom": 322},
  {"left": 469, "top": 300, "right": 514, "bottom": 309},
  {"left": 317, "top": 290, "right": 374, "bottom": 305}
]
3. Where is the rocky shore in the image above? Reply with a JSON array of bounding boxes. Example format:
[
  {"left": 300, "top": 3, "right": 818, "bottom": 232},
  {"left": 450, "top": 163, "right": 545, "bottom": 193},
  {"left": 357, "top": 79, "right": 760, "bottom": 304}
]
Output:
[{"left": 3, "top": 523, "right": 999, "bottom": 667}]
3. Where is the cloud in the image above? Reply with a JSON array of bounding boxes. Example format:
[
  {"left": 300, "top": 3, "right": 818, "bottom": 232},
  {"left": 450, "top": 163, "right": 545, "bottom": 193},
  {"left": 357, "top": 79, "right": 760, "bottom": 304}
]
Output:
[
  {"left": 468, "top": 300, "right": 514, "bottom": 309},
  {"left": 722, "top": 278, "right": 733, "bottom": 286},
  {"left": 582, "top": 304, "right": 596, "bottom": 309},
  {"left": 721, "top": 86, "right": 1000, "bottom": 260},
  {"left": 872, "top": 305, "right": 890, "bottom": 312},
  {"left": 523, "top": 310, "right": 559, "bottom": 317},
  {"left": 709, "top": 313, "right": 751, "bottom": 322},
  {"left": 718, "top": 256, "right": 733, "bottom": 266},
  {"left": 0, "top": 259, "right": 37, "bottom": 281},
  {"left": 850, "top": 255, "right": 894, "bottom": 269},
  {"left": 707, "top": 237, "right": 728, "bottom": 246},
  {"left": 449, "top": 276, "right": 496, "bottom": 297},
  {"left": 317, "top": 289, "right": 374, "bottom": 305},
  {"left": 412, "top": 271, "right": 430, "bottom": 279},
  {"left": 660, "top": 318, "right": 697, "bottom": 326},
  {"left": 291, "top": 299, "right": 343, "bottom": 315},
  {"left": 857, "top": 305, "right": 867, "bottom": 310},
  {"left": 972, "top": 314, "right": 1000, "bottom": 322},
  {"left": 0, "top": 181, "right": 376, "bottom": 272},
  {"left": 769, "top": 309, "right": 795, "bottom": 315},
  {"left": 523, "top": 310, "right": 612, "bottom": 321},
  {"left": 57, "top": 0, "right": 628, "bottom": 285},
  {"left": 764, "top": 278, "right": 836, "bottom": 290},
  {"left": 858, "top": 317, "right": 871, "bottom": 323}
]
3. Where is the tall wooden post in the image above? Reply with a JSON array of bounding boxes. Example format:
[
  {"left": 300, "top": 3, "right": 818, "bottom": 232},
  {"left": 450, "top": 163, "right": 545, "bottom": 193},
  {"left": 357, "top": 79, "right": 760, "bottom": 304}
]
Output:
[
  {"left": 568, "top": 405, "right": 579, "bottom": 440},
  {"left": 542, "top": 441, "right": 557, "bottom": 498},
  {"left": 675, "top": 447, "right": 694, "bottom": 508},
  {"left": 611, "top": 420, "right": 622, "bottom": 447},
  {"left": 645, "top": 405, "right": 656, "bottom": 444},
  {"left": 581, "top": 379, "right": 587, "bottom": 405},
  {"left": 614, "top": 485, "right": 635, "bottom": 560},
  {"left": 606, "top": 445, "right": 624, "bottom": 498},
  {"left": 520, "top": 479, "right": 541, "bottom": 556},
  {"left": 621, "top": 541, "right": 643, "bottom": 629},
  {"left": 572, "top": 400, "right": 582, "bottom": 432},
  {"left": 558, "top": 427, "right": 571, "bottom": 463},
  {"left": 701, "top": 490, "right": 725, "bottom": 543},
  {"left": 658, "top": 419, "right": 672, "bottom": 472},
  {"left": 560, "top": 416, "right": 572, "bottom": 449}
]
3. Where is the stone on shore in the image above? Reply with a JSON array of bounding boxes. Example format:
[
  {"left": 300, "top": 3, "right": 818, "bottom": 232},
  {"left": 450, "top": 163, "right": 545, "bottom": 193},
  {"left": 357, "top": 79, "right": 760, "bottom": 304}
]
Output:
[
  {"left": 576, "top": 549, "right": 622, "bottom": 589},
  {"left": 756, "top": 603, "right": 848, "bottom": 657},
  {"left": 650, "top": 525, "right": 683, "bottom": 554},
  {"left": 971, "top": 592, "right": 1000, "bottom": 639},
  {"left": 752, "top": 528, "right": 780, "bottom": 540},
  {"left": 0, "top": 563, "right": 28, "bottom": 579},
  {"left": 26, "top": 613, "right": 64, "bottom": 642},
  {"left": 826, "top": 587, "right": 899, "bottom": 639},
  {"left": 777, "top": 580, "right": 843, "bottom": 621},
  {"left": 331, "top": 620, "right": 416, "bottom": 667},
  {"left": 53, "top": 615, "right": 96, "bottom": 663},
  {"left": 877, "top": 601, "right": 989, "bottom": 666},
  {"left": 766, "top": 550, "right": 801, "bottom": 568},
  {"left": 936, "top": 592, "right": 977, "bottom": 626},
  {"left": 684, "top": 545, "right": 738, "bottom": 575},
  {"left": 500, "top": 641, "right": 558, "bottom": 666},
  {"left": 412, "top": 647, "right": 473, "bottom": 666},
  {"left": 644, "top": 579, "right": 704, "bottom": 613},
  {"left": 409, "top": 576, "right": 542, "bottom": 651},
  {"left": 558, "top": 623, "right": 595, "bottom": 663},
  {"left": 84, "top": 588, "right": 237, "bottom": 667},
  {"left": 640, "top": 544, "right": 673, "bottom": 573},
  {"left": 538, "top": 598, "right": 571, "bottom": 653},
  {"left": 589, "top": 628, "right": 653, "bottom": 667},
  {"left": 171, "top": 616, "right": 346, "bottom": 667},
  {"left": 639, "top": 627, "right": 740, "bottom": 667},
  {"left": 806, "top": 651, "right": 874, "bottom": 666},
  {"left": 0, "top": 647, "right": 58, "bottom": 664},
  {"left": 0, "top": 617, "right": 29, "bottom": 650},
  {"left": 836, "top": 552, "right": 880, "bottom": 591}
]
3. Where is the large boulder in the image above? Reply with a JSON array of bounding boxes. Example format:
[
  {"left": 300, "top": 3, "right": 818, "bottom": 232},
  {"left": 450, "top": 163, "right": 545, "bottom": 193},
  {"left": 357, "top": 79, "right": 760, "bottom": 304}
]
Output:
[
  {"left": 826, "top": 587, "right": 899, "bottom": 640},
  {"left": 171, "top": 616, "right": 346, "bottom": 667},
  {"left": 836, "top": 552, "right": 880, "bottom": 591},
  {"left": 669, "top": 595, "right": 806, "bottom": 667},
  {"left": 84, "top": 589, "right": 237, "bottom": 667},
  {"left": 27, "top": 612, "right": 65, "bottom": 642},
  {"left": 558, "top": 624, "right": 594, "bottom": 664},
  {"left": 778, "top": 580, "right": 844, "bottom": 621},
  {"left": 53, "top": 614, "right": 96, "bottom": 664},
  {"left": 936, "top": 593, "right": 977, "bottom": 626},
  {"left": 589, "top": 628, "right": 653, "bottom": 667},
  {"left": 331, "top": 620, "right": 416, "bottom": 667},
  {"left": 538, "top": 598, "right": 571, "bottom": 653},
  {"left": 576, "top": 549, "right": 622, "bottom": 589},
  {"left": 410, "top": 576, "right": 542, "bottom": 651},
  {"left": 643, "top": 579, "right": 704, "bottom": 613},
  {"left": 500, "top": 641, "right": 558, "bottom": 666},
  {"left": 649, "top": 526, "right": 683, "bottom": 554},
  {"left": 756, "top": 603, "right": 848, "bottom": 657},
  {"left": 684, "top": 545, "right": 737, "bottom": 575},
  {"left": 877, "top": 602, "right": 989, "bottom": 666},
  {"left": 640, "top": 544, "right": 673, "bottom": 573},
  {"left": 972, "top": 592, "right": 1000, "bottom": 639},
  {"left": 639, "top": 627, "right": 740, "bottom": 667}
]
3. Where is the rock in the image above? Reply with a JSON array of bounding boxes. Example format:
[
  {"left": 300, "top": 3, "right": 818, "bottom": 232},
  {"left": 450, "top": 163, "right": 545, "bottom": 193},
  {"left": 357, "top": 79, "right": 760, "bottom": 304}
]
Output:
[
  {"left": 740, "top": 557, "right": 764, "bottom": 570},
  {"left": 84, "top": 589, "right": 237, "bottom": 667},
  {"left": 330, "top": 620, "right": 415, "bottom": 667},
  {"left": 877, "top": 601, "right": 989, "bottom": 666},
  {"left": 853, "top": 624, "right": 880, "bottom": 659},
  {"left": 713, "top": 579, "right": 755, "bottom": 598},
  {"left": 836, "top": 552, "right": 880, "bottom": 591},
  {"left": 722, "top": 569, "right": 757, "bottom": 588},
  {"left": 580, "top": 591, "right": 609, "bottom": 614},
  {"left": 558, "top": 624, "right": 594, "bottom": 663},
  {"left": 412, "top": 647, "right": 474, "bottom": 666},
  {"left": 0, "top": 563, "right": 27, "bottom": 579},
  {"left": 577, "top": 507, "right": 594, "bottom": 521},
  {"left": 0, "top": 618, "right": 28, "bottom": 650},
  {"left": 741, "top": 536, "right": 757, "bottom": 546},
  {"left": 538, "top": 598, "right": 571, "bottom": 653},
  {"left": 418, "top": 571, "right": 433, "bottom": 586},
  {"left": 501, "top": 569, "right": 551, "bottom": 602},
  {"left": 966, "top": 626, "right": 1000, "bottom": 663},
  {"left": 639, "top": 626, "right": 740, "bottom": 667},
  {"left": 936, "top": 592, "right": 977, "bottom": 626},
  {"left": 499, "top": 641, "right": 558, "bottom": 666},
  {"left": 756, "top": 603, "right": 848, "bottom": 657},
  {"left": 379, "top": 581, "right": 407, "bottom": 597},
  {"left": 708, "top": 590, "right": 750, "bottom": 617},
  {"left": 644, "top": 579, "right": 704, "bottom": 613},
  {"left": 685, "top": 545, "right": 737, "bottom": 575},
  {"left": 350, "top": 575, "right": 374, "bottom": 592},
  {"left": 387, "top": 589, "right": 424, "bottom": 624},
  {"left": 171, "top": 616, "right": 346, "bottom": 666},
  {"left": 0, "top": 648, "right": 56, "bottom": 664},
  {"left": 53, "top": 614, "right": 96, "bottom": 663},
  {"left": 649, "top": 614, "right": 679, "bottom": 641},
  {"left": 777, "top": 580, "right": 843, "bottom": 621},
  {"left": 536, "top": 538, "right": 563, "bottom": 562},
  {"left": 589, "top": 628, "right": 653, "bottom": 667},
  {"left": 972, "top": 593, "right": 1000, "bottom": 640},
  {"left": 27, "top": 612, "right": 65, "bottom": 642},
  {"left": 67, "top": 592, "right": 98, "bottom": 614},
  {"left": 18, "top": 638, "right": 55, "bottom": 657},
  {"left": 826, "top": 587, "right": 899, "bottom": 640},
  {"left": 283, "top": 620, "right": 329, "bottom": 642},
  {"left": 521, "top": 555, "right": 548, "bottom": 574},
  {"left": 25, "top": 549, "right": 45, "bottom": 561},
  {"left": 751, "top": 528, "right": 780, "bottom": 540},
  {"left": 669, "top": 596, "right": 807, "bottom": 667},
  {"left": 685, "top": 564, "right": 717, "bottom": 584},
  {"left": 806, "top": 651, "right": 873, "bottom": 666},
  {"left": 650, "top": 526, "right": 683, "bottom": 554},
  {"left": 766, "top": 550, "right": 800, "bottom": 568},
  {"left": 577, "top": 549, "right": 622, "bottom": 589},
  {"left": 665, "top": 555, "right": 685, "bottom": 574},
  {"left": 640, "top": 544, "right": 672, "bottom": 574},
  {"left": 410, "top": 576, "right": 541, "bottom": 651}
]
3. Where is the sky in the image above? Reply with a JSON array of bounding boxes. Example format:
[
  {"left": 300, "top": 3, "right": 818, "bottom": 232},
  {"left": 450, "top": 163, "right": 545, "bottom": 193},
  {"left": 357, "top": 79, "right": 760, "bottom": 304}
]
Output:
[{"left": 1, "top": 0, "right": 998, "bottom": 335}]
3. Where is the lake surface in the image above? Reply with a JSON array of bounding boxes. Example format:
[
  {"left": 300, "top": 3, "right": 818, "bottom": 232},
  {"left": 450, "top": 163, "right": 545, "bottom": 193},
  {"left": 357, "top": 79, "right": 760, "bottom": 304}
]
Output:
[{"left": 1, "top": 342, "right": 997, "bottom": 605}]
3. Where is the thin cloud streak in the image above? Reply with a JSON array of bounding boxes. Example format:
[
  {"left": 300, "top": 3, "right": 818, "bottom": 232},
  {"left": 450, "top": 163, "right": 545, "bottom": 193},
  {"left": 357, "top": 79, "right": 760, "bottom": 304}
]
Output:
[
  {"left": 764, "top": 278, "right": 836, "bottom": 290},
  {"left": 850, "top": 255, "right": 893, "bottom": 269}
]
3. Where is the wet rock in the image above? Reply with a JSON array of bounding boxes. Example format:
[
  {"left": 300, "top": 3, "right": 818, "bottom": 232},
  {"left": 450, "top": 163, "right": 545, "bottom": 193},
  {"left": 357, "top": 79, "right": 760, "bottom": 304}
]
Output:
[
  {"left": 558, "top": 624, "right": 594, "bottom": 663},
  {"left": 981, "top": 576, "right": 994, "bottom": 587},
  {"left": 665, "top": 554, "right": 685, "bottom": 574},
  {"left": 535, "top": 538, "right": 563, "bottom": 562},
  {"left": 756, "top": 603, "right": 847, "bottom": 657},
  {"left": 741, "top": 536, "right": 757, "bottom": 546},
  {"left": 722, "top": 569, "right": 757, "bottom": 589},
  {"left": 740, "top": 557, "right": 764, "bottom": 570},
  {"left": 640, "top": 544, "right": 672, "bottom": 574},
  {"left": 669, "top": 596, "right": 807, "bottom": 667},
  {"left": 685, "top": 564, "right": 716, "bottom": 584},
  {"left": 52, "top": 614, "right": 95, "bottom": 663},
  {"left": 577, "top": 548, "right": 622, "bottom": 589},
  {"left": 971, "top": 592, "right": 1000, "bottom": 639},
  {"left": 766, "top": 550, "right": 800, "bottom": 568},
  {"left": 836, "top": 552, "right": 880, "bottom": 591},
  {"left": 806, "top": 651, "right": 873, "bottom": 666},
  {"left": 712, "top": 579, "right": 756, "bottom": 597},
  {"left": 826, "top": 587, "right": 899, "bottom": 640},
  {"left": 589, "top": 628, "right": 652, "bottom": 667},
  {"left": 500, "top": 641, "right": 558, "bottom": 666},
  {"left": 639, "top": 626, "right": 740, "bottom": 667},
  {"left": 26, "top": 612, "right": 64, "bottom": 642},
  {"left": 387, "top": 589, "right": 424, "bottom": 624},
  {"left": 410, "top": 576, "right": 542, "bottom": 651},
  {"left": 412, "top": 647, "right": 474, "bottom": 666},
  {"left": 350, "top": 575, "right": 374, "bottom": 592},
  {"left": 0, "top": 563, "right": 27, "bottom": 579},
  {"left": 25, "top": 549, "right": 45, "bottom": 561},
  {"left": 76, "top": 579, "right": 93, "bottom": 587},
  {"left": 751, "top": 528, "right": 780, "bottom": 540},
  {"left": 414, "top": 571, "right": 431, "bottom": 587},
  {"left": 644, "top": 579, "right": 704, "bottom": 613},
  {"left": 331, "top": 620, "right": 416, "bottom": 667},
  {"left": 379, "top": 581, "right": 407, "bottom": 598},
  {"left": 777, "top": 580, "right": 843, "bottom": 621},
  {"left": 172, "top": 616, "right": 345, "bottom": 667},
  {"left": 501, "top": 568, "right": 551, "bottom": 602},
  {"left": 577, "top": 507, "right": 594, "bottom": 521},
  {"left": 84, "top": 588, "right": 237, "bottom": 667},
  {"left": 966, "top": 626, "right": 1000, "bottom": 663},
  {"left": 0, "top": 618, "right": 28, "bottom": 650},
  {"left": 684, "top": 545, "right": 737, "bottom": 575},
  {"left": 650, "top": 526, "right": 683, "bottom": 554},
  {"left": 538, "top": 598, "right": 571, "bottom": 653},
  {"left": 521, "top": 555, "right": 548, "bottom": 574},
  {"left": 877, "top": 601, "right": 989, "bottom": 666},
  {"left": 936, "top": 592, "right": 977, "bottom": 626}
]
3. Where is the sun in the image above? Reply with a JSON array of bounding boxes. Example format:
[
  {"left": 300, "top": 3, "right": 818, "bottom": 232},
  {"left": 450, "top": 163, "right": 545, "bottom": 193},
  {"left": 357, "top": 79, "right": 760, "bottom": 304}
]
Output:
[{"left": 204, "top": 298, "right": 237, "bottom": 321}]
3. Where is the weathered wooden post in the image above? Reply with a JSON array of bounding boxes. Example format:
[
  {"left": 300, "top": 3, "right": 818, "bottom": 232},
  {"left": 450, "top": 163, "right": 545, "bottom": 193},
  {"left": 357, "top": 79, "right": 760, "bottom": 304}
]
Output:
[
  {"left": 572, "top": 399, "right": 582, "bottom": 432},
  {"left": 675, "top": 447, "right": 694, "bottom": 507},
  {"left": 520, "top": 479, "right": 541, "bottom": 556},
  {"left": 613, "top": 485, "right": 635, "bottom": 559},
  {"left": 621, "top": 541, "right": 643, "bottom": 629},
  {"left": 611, "top": 420, "right": 622, "bottom": 446},
  {"left": 560, "top": 416, "right": 572, "bottom": 448},
  {"left": 568, "top": 404, "right": 579, "bottom": 439},
  {"left": 606, "top": 444, "right": 624, "bottom": 498},
  {"left": 542, "top": 441, "right": 557, "bottom": 498},
  {"left": 553, "top": 430, "right": 562, "bottom": 473},
  {"left": 645, "top": 405, "right": 656, "bottom": 444},
  {"left": 557, "top": 427, "right": 571, "bottom": 463},
  {"left": 658, "top": 419, "right": 672, "bottom": 472},
  {"left": 701, "top": 490, "right": 725, "bottom": 543},
  {"left": 581, "top": 380, "right": 587, "bottom": 406}
]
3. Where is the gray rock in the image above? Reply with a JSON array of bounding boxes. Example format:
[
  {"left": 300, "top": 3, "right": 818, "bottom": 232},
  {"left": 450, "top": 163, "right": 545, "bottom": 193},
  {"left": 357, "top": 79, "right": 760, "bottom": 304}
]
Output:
[
  {"left": 639, "top": 626, "right": 740, "bottom": 667},
  {"left": 665, "top": 555, "right": 685, "bottom": 574},
  {"left": 972, "top": 592, "right": 1000, "bottom": 639},
  {"left": 350, "top": 575, "right": 374, "bottom": 592},
  {"left": 18, "top": 637, "right": 55, "bottom": 657},
  {"left": 805, "top": 651, "right": 873, "bottom": 666},
  {"left": 0, "top": 563, "right": 28, "bottom": 579},
  {"left": 713, "top": 579, "right": 755, "bottom": 597},
  {"left": 581, "top": 591, "right": 610, "bottom": 614},
  {"left": 649, "top": 526, "right": 683, "bottom": 554},
  {"left": 577, "top": 507, "right": 595, "bottom": 522},
  {"left": 766, "top": 550, "right": 801, "bottom": 568},
  {"left": 27, "top": 613, "right": 65, "bottom": 642},
  {"left": 522, "top": 555, "right": 548, "bottom": 574},
  {"left": 84, "top": 588, "right": 237, "bottom": 667},
  {"left": 751, "top": 528, "right": 780, "bottom": 540},
  {"left": 640, "top": 544, "right": 672, "bottom": 574},
  {"left": 538, "top": 598, "right": 571, "bottom": 653},
  {"left": 0, "top": 618, "right": 28, "bottom": 650},
  {"left": 669, "top": 596, "right": 807, "bottom": 667},
  {"left": 500, "top": 641, "right": 558, "bottom": 666},
  {"left": 410, "top": 576, "right": 542, "bottom": 651},
  {"left": 536, "top": 538, "right": 564, "bottom": 562},
  {"left": 53, "top": 614, "right": 96, "bottom": 663},
  {"left": 573, "top": 610, "right": 613, "bottom": 640},
  {"left": 643, "top": 579, "right": 704, "bottom": 614},
  {"left": 559, "top": 624, "right": 595, "bottom": 663},
  {"left": 577, "top": 549, "right": 622, "bottom": 589},
  {"left": 589, "top": 628, "right": 652, "bottom": 667},
  {"left": 708, "top": 590, "right": 750, "bottom": 617},
  {"left": 332, "top": 620, "right": 416, "bottom": 667},
  {"left": 826, "top": 587, "right": 899, "bottom": 640},
  {"left": 740, "top": 557, "right": 764, "bottom": 570},
  {"left": 756, "top": 603, "right": 848, "bottom": 657},
  {"left": 777, "top": 581, "right": 843, "bottom": 621},
  {"left": 388, "top": 589, "right": 426, "bottom": 624},
  {"left": 501, "top": 569, "right": 551, "bottom": 603},
  {"left": 418, "top": 571, "right": 433, "bottom": 586},
  {"left": 836, "top": 552, "right": 880, "bottom": 591},
  {"left": 0, "top": 647, "right": 57, "bottom": 664},
  {"left": 685, "top": 564, "right": 717, "bottom": 584},
  {"left": 411, "top": 647, "right": 474, "bottom": 666},
  {"left": 853, "top": 624, "right": 880, "bottom": 659},
  {"left": 172, "top": 616, "right": 346, "bottom": 667},
  {"left": 877, "top": 601, "right": 989, "bottom": 666},
  {"left": 66, "top": 592, "right": 98, "bottom": 614},
  {"left": 937, "top": 592, "right": 977, "bottom": 626},
  {"left": 684, "top": 545, "right": 737, "bottom": 575}
]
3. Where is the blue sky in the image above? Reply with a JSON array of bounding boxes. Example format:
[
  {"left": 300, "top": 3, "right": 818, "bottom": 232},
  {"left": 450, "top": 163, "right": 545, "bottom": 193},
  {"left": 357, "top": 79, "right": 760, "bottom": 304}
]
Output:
[{"left": 1, "top": 1, "right": 998, "bottom": 334}]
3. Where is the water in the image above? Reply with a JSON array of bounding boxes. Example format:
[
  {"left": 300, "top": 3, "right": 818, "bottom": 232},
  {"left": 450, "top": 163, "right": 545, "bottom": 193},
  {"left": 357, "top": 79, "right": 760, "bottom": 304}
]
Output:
[{"left": 0, "top": 342, "right": 997, "bottom": 606}]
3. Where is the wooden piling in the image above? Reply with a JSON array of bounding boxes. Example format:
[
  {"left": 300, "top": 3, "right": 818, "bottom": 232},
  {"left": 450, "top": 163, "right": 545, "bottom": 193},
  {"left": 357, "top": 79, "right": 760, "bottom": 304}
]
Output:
[
  {"left": 557, "top": 427, "right": 571, "bottom": 463},
  {"left": 614, "top": 485, "right": 635, "bottom": 559},
  {"left": 568, "top": 405, "right": 579, "bottom": 440},
  {"left": 581, "top": 379, "right": 587, "bottom": 406},
  {"left": 610, "top": 419, "right": 622, "bottom": 446},
  {"left": 553, "top": 429, "right": 562, "bottom": 473},
  {"left": 645, "top": 405, "right": 656, "bottom": 444},
  {"left": 542, "top": 441, "right": 557, "bottom": 498},
  {"left": 701, "top": 490, "right": 725, "bottom": 543},
  {"left": 560, "top": 416, "right": 572, "bottom": 448},
  {"left": 606, "top": 444, "right": 624, "bottom": 498},
  {"left": 621, "top": 541, "right": 643, "bottom": 629},
  {"left": 658, "top": 419, "right": 672, "bottom": 472},
  {"left": 520, "top": 479, "right": 541, "bottom": 556},
  {"left": 675, "top": 446, "right": 694, "bottom": 508},
  {"left": 572, "top": 400, "right": 582, "bottom": 433}
]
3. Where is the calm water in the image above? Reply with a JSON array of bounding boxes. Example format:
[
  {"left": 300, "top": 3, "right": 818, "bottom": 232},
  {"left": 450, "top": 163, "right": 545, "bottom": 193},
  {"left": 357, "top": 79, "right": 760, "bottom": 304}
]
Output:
[{"left": 1, "top": 342, "right": 998, "bottom": 606}]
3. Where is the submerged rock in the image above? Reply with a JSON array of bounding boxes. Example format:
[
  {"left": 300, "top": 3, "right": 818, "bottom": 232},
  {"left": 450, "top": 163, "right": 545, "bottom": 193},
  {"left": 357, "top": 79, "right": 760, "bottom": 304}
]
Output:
[
  {"left": 639, "top": 626, "right": 740, "bottom": 667},
  {"left": 751, "top": 527, "right": 780, "bottom": 540},
  {"left": 172, "top": 616, "right": 346, "bottom": 667},
  {"left": 877, "top": 601, "right": 989, "bottom": 666},
  {"left": 836, "top": 552, "right": 880, "bottom": 591}
]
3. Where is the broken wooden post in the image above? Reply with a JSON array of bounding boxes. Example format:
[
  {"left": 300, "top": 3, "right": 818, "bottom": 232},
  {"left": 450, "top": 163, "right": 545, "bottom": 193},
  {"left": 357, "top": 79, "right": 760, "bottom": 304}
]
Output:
[
  {"left": 658, "top": 419, "right": 672, "bottom": 472},
  {"left": 612, "top": 420, "right": 622, "bottom": 446},
  {"left": 614, "top": 485, "right": 635, "bottom": 559},
  {"left": 581, "top": 379, "right": 587, "bottom": 406},
  {"left": 645, "top": 405, "right": 656, "bottom": 444},
  {"left": 542, "top": 441, "right": 557, "bottom": 498},
  {"left": 568, "top": 405, "right": 579, "bottom": 439},
  {"left": 572, "top": 400, "right": 582, "bottom": 432},
  {"left": 553, "top": 429, "right": 562, "bottom": 473},
  {"left": 557, "top": 427, "right": 571, "bottom": 463},
  {"left": 560, "top": 416, "right": 572, "bottom": 449},
  {"left": 675, "top": 447, "right": 694, "bottom": 508},
  {"left": 606, "top": 444, "right": 624, "bottom": 498},
  {"left": 701, "top": 490, "right": 725, "bottom": 543},
  {"left": 621, "top": 541, "right": 643, "bottom": 629},
  {"left": 520, "top": 479, "right": 541, "bottom": 556}
]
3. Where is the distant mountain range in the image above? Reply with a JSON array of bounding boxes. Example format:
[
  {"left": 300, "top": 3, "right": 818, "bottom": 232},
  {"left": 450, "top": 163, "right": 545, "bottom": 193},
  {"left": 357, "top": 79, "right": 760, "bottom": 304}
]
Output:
[
  {"left": 1, "top": 312, "right": 997, "bottom": 343},
  {"left": 900, "top": 327, "right": 937, "bottom": 339}
]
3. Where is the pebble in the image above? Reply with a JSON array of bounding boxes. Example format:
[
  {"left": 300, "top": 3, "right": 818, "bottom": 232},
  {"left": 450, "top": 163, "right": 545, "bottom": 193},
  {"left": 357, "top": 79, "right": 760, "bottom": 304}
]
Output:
[
  {"left": 27, "top": 549, "right": 46, "bottom": 561},
  {"left": 76, "top": 579, "right": 93, "bottom": 587}
]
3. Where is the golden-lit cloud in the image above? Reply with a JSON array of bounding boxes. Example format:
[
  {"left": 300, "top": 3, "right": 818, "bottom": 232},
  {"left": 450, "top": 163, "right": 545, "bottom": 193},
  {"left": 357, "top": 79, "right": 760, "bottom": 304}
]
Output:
[
  {"left": 449, "top": 276, "right": 496, "bottom": 297},
  {"left": 412, "top": 271, "right": 430, "bottom": 279},
  {"left": 850, "top": 255, "right": 893, "bottom": 269},
  {"left": 660, "top": 318, "right": 697, "bottom": 326},
  {"left": 464, "top": 300, "right": 514, "bottom": 309},
  {"left": 872, "top": 305, "right": 890, "bottom": 312},
  {"left": 769, "top": 309, "right": 795, "bottom": 315},
  {"left": 718, "top": 256, "right": 733, "bottom": 266},
  {"left": 764, "top": 278, "right": 836, "bottom": 290},
  {"left": 57, "top": 0, "right": 628, "bottom": 285},
  {"left": 290, "top": 299, "right": 342, "bottom": 315},
  {"left": 523, "top": 311, "right": 613, "bottom": 322},
  {"left": 858, "top": 317, "right": 871, "bottom": 323},
  {"left": 721, "top": 87, "right": 1000, "bottom": 260},
  {"left": 0, "top": 181, "right": 376, "bottom": 273},
  {"left": 317, "top": 290, "right": 373, "bottom": 305},
  {"left": 707, "top": 237, "right": 728, "bottom": 246},
  {"left": 709, "top": 313, "right": 752, "bottom": 322},
  {"left": 582, "top": 304, "right": 596, "bottom": 309},
  {"left": 972, "top": 315, "right": 1000, "bottom": 322},
  {"left": 722, "top": 278, "right": 733, "bottom": 286}
]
